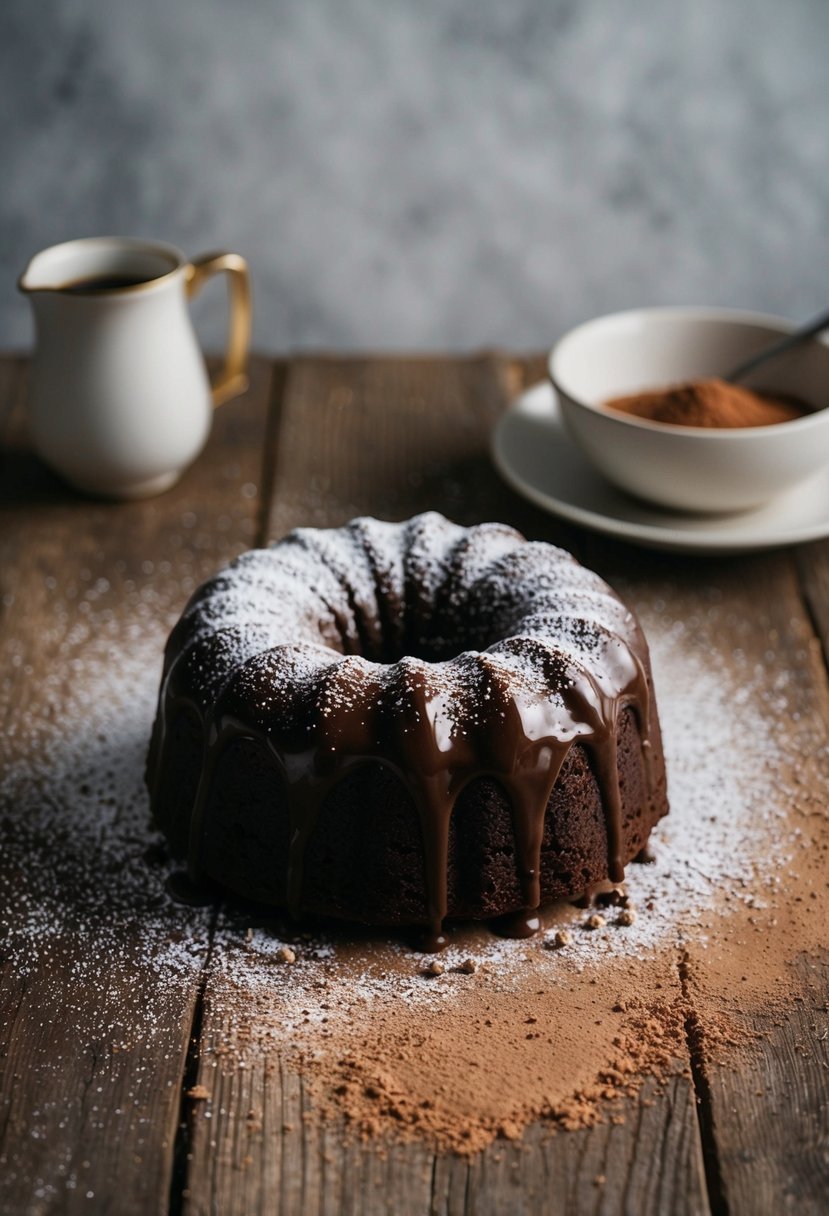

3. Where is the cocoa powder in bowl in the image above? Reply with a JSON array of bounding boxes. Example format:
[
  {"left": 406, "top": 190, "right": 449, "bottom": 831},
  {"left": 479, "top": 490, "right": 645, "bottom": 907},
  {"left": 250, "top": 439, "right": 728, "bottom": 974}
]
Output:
[{"left": 604, "top": 377, "right": 809, "bottom": 428}]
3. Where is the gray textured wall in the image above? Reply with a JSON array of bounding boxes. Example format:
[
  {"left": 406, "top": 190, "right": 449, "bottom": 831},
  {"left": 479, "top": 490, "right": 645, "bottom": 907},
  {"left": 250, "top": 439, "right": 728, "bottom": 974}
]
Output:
[{"left": 2, "top": 0, "right": 827, "bottom": 352}]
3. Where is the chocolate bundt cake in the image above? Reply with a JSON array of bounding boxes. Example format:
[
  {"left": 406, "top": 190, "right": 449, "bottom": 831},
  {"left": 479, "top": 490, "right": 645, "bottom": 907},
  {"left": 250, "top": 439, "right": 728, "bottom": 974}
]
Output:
[{"left": 147, "top": 512, "right": 668, "bottom": 942}]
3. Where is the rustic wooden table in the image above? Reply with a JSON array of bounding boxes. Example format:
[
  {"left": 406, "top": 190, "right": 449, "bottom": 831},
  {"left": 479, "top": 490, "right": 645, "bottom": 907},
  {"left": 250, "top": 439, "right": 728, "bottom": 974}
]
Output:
[{"left": 1, "top": 354, "right": 828, "bottom": 1216}]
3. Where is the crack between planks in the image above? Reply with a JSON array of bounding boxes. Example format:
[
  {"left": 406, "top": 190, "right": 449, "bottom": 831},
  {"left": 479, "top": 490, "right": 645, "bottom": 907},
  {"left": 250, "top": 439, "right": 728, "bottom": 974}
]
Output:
[
  {"left": 620, "top": 1079, "right": 646, "bottom": 1213},
  {"left": 792, "top": 548, "right": 829, "bottom": 682},
  {"left": 166, "top": 361, "right": 279, "bottom": 1214},
  {"left": 168, "top": 903, "right": 220, "bottom": 1216},
  {"left": 677, "top": 948, "right": 729, "bottom": 1216},
  {"left": 428, "top": 1153, "right": 440, "bottom": 1216},
  {"left": 462, "top": 1155, "right": 473, "bottom": 1216},
  {"left": 256, "top": 359, "right": 291, "bottom": 547}
]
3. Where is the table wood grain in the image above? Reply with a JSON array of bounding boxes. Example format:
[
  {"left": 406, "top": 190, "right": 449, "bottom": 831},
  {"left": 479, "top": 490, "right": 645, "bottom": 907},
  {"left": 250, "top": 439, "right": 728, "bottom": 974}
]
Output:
[{"left": 1, "top": 354, "right": 827, "bottom": 1216}]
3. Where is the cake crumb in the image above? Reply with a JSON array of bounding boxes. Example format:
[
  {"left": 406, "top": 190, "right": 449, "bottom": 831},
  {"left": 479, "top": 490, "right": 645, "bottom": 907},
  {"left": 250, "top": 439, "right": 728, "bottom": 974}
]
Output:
[
  {"left": 585, "top": 914, "right": 606, "bottom": 930},
  {"left": 187, "top": 1085, "right": 210, "bottom": 1101},
  {"left": 275, "top": 946, "right": 297, "bottom": 964},
  {"left": 617, "top": 908, "right": 637, "bottom": 927},
  {"left": 424, "top": 960, "right": 445, "bottom": 976},
  {"left": 548, "top": 929, "right": 572, "bottom": 949},
  {"left": 594, "top": 888, "right": 629, "bottom": 908},
  {"left": 459, "top": 958, "right": 477, "bottom": 974}
]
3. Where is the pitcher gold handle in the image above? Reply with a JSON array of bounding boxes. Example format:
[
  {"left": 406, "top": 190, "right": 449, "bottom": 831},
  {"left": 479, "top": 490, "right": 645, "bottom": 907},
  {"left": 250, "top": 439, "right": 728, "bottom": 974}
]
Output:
[{"left": 185, "top": 252, "right": 252, "bottom": 407}]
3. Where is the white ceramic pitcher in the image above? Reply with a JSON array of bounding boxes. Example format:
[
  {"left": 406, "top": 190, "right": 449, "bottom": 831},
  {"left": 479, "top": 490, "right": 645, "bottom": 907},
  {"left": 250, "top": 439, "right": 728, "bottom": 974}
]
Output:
[{"left": 19, "top": 236, "right": 251, "bottom": 498}]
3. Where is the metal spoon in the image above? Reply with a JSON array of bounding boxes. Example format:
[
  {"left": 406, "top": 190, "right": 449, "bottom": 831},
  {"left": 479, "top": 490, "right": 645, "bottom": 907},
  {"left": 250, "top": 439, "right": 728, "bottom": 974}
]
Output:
[{"left": 726, "top": 306, "right": 829, "bottom": 383}]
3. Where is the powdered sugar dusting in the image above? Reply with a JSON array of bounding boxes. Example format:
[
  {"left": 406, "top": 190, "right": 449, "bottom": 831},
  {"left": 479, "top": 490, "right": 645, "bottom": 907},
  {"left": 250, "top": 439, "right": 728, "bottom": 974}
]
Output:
[{"left": 1, "top": 612, "right": 211, "bottom": 993}]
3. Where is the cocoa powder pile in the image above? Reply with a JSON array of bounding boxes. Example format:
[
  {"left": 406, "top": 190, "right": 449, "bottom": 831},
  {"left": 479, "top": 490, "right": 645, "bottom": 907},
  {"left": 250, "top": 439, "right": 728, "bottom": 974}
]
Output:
[
  {"left": 605, "top": 377, "right": 808, "bottom": 427},
  {"left": 247, "top": 934, "right": 733, "bottom": 1154}
]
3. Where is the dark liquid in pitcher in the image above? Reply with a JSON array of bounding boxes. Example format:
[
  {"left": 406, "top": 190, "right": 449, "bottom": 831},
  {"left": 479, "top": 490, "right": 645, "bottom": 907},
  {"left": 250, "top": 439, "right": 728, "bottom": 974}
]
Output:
[{"left": 61, "top": 274, "right": 158, "bottom": 294}]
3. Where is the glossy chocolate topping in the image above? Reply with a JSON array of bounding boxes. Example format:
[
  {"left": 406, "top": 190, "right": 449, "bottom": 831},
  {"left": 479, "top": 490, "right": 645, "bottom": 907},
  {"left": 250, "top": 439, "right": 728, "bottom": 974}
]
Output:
[{"left": 147, "top": 513, "right": 660, "bottom": 943}]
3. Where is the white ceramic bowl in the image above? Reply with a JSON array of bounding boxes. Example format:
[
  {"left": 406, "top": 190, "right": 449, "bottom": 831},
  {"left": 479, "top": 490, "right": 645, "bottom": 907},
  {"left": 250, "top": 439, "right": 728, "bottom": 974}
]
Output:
[{"left": 548, "top": 307, "right": 829, "bottom": 513}]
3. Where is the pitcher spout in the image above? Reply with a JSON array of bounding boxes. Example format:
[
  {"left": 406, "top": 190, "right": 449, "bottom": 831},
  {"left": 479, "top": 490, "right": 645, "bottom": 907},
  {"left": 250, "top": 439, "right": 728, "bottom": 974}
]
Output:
[{"left": 17, "top": 254, "right": 53, "bottom": 294}]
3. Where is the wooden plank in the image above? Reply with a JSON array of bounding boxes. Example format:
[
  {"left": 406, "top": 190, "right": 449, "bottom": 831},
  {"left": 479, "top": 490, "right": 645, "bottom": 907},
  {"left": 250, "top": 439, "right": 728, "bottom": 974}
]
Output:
[
  {"left": 184, "top": 355, "right": 710, "bottom": 1216},
  {"left": 0, "top": 357, "right": 275, "bottom": 1215},
  {"left": 579, "top": 538, "right": 829, "bottom": 1216},
  {"left": 721, "top": 538, "right": 829, "bottom": 1215},
  {"left": 265, "top": 353, "right": 577, "bottom": 547},
  {"left": 690, "top": 948, "right": 829, "bottom": 1216}
]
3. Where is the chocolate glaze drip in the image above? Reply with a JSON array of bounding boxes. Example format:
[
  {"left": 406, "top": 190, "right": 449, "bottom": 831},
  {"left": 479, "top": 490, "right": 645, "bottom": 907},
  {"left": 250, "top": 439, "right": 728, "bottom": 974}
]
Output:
[{"left": 146, "top": 514, "right": 662, "bottom": 945}]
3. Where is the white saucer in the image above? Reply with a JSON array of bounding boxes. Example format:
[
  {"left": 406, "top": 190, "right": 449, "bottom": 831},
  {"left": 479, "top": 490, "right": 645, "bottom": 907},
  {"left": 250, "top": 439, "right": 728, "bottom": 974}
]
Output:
[{"left": 492, "top": 382, "right": 829, "bottom": 554}]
